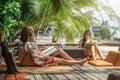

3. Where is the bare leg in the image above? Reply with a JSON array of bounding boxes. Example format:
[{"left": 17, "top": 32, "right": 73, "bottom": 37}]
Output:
[
  {"left": 52, "top": 48, "right": 75, "bottom": 60},
  {"left": 53, "top": 57, "right": 87, "bottom": 65},
  {"left": 91, "top": 46, "right": 96, "bottom": 61},
  {"left": 94, "top": 45, "right": 104, "bottom": 60}
]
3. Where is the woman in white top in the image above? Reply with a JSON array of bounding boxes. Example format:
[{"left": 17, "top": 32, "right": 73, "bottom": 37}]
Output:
[{"left": 79, "top": 30, "right": 103, "bottom": 61}]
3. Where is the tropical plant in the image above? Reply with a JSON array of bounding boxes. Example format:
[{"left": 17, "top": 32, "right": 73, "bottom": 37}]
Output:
[
  {"left": 0, "top": 1, "right": 21, "bottom": 42},
  {"left": 79, "top": 0, "right": 120, "bottom": 39},
  {"left": 95, "top": 0, "right": 120, "bottom": 34},
  {"left": 100, "top": 27, "right": 111, "bottom": 39}
]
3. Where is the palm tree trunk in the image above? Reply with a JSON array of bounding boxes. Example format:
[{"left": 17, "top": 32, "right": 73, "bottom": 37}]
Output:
[{"left": 37, "top": 5, "right": 48, "bottom": 37}]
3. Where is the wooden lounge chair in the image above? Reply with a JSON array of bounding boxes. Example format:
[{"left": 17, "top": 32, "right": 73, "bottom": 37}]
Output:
[
  {"left": 88, "top": 50, "right": 120, "bottom": 66},
  {"left": 0, "top": 42, "right": 18, "bottom": 74},
  {"left": 0, "top": 42, "right": 28, "bottom": 79}
]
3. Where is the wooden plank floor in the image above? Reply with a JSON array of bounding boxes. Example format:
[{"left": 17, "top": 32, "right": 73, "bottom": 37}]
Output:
[
  {"left": 25, "top": 64, "right": 120, "bottom": 80},
  {"left": 1, "top": 64, "right": 120, "bottom": 80}
]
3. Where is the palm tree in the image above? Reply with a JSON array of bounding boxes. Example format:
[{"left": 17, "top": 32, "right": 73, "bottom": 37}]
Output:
[
  {"left": 95, "top": 0, "right": 120, "bottom": 37},
  {"left": 21, "top": 0, "right": 97, "bottom": 42}
]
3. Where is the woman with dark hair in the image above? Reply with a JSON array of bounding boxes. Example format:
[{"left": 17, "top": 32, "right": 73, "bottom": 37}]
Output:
[
  {"left": 79, "top": 30, "right": 91, "bottom": 48},
  {"left": 79, "top": 30, "right": 103, "bottom": 61},
  {"left": 20, "top": 26, "right": 88, "bottom": 66}
]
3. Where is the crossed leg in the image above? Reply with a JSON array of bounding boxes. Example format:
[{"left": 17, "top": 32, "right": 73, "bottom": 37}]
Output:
[
  {"left": 53, "top": 57, "right": 88, "bottom": 65},
  {"left": 51, "top": 48, "right": 75, "bottom": 60}
]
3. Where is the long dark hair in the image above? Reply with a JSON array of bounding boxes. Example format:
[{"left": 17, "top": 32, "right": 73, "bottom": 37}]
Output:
[
  {"left": 82, "top": 30, "right": 91, "bottom": 47},
  {"left": 20, "top": 26, "right": 35, "bottom": 43}
]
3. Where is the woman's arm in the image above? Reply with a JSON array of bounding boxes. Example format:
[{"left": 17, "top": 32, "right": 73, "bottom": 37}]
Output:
[
  {"left": 26, "top": 42, "right": 49, "bottom": 59},
  {"left": 29, "top": 48, "right": 49, "bottom": 59},
  {"left": 39, "top": 47, "right": 46, "bottom": 51},
  {"left": 31, "top": 53, "right": 48, "bottom": 59},
  {"left": 79, "top": 39, "right": 83, "bottom": 48}
]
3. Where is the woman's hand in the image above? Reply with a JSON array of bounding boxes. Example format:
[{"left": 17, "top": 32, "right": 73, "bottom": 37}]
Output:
[{"left": 39, "top": 47, "right": 46, "bottom": 51}]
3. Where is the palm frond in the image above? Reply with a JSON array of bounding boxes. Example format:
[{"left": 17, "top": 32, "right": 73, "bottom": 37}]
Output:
[
  {"left": 23, "top": 0, "right": 97, "bottom": 42},
  {"left": 73, "top": 0, "right": 97, "bottom": 8}
]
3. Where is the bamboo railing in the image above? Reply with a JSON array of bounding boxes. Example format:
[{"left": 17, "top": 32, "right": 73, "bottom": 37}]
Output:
[{"left": 7, "top": 42, "right": 120, "bottom": 47}]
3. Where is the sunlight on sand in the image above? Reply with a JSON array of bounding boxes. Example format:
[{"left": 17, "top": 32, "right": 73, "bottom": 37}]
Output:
[{"left": 98, "top": 46, "right": 119, "bottom": 57}]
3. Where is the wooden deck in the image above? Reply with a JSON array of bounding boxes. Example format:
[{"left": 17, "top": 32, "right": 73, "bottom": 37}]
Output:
[
  {"left": 25, "top": 64, "right": 120, "bottom": 80},
  {"left": 1, "top": 63, "right": 120, "bottom": 80}
]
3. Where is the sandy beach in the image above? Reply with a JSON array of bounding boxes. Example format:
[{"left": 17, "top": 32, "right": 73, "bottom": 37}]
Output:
[
  {"left": 36, "top": 35, "right": 119, "bottom": 57},
  {"left": 98, "top": 46, "right": 119, "bottom": 57}
]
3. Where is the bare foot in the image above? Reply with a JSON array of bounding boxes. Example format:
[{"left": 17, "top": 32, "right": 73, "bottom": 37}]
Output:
[{"left": 79, "top": 57, "right": 88, "bottom": 65}]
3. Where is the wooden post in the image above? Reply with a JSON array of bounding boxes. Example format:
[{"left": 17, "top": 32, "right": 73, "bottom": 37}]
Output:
[{"left": 0, "top": 28, "right": 5, "bottom": 42}]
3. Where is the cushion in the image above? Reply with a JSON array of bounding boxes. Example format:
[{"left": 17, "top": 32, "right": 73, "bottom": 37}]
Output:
[
  {"left": 104, "top": 50, "right": 120, "bottom": 65},
  {"left": 17, "top": 47, "right": 24, "bottom": 60},
  {"left": 88, "top": 60, "right": 113, "bottom": 66},
  {"left": 20, "top": 53, "right": 58, "bottom": 67},
  {"left": 115, "top": 56, "right": 120, "bottom": 66},
  {"left": 107, "top": 72, "right": 120, "bottom": 80},
  {"left": 118, "top": 47, "right": 120, "bottom": 51},
  {"left": 19, "top": 47, "right": 59, "bottom": 67},
  {"left": 20, "top": 53, "right": 36, "bottom": 66}
]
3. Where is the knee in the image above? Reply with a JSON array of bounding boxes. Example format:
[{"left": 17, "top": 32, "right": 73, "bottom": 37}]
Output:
[
  {"left": 54, "top": 48, "right": 61, "bottom": 53},
  {"left": 94, "top": 45, "right": 98, "bottom": 48},
  {"left": 91, "top": 46, "right": 94, "bottom": 49},
  {"left": 57, "top": 48, "right": 63, "bottom": 52}
]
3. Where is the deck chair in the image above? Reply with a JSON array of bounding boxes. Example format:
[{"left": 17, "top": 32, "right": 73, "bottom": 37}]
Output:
[
  {"left": 0, "top": 42, "right": 18, "bottom": 74},
  {"left": 0, "top": 42, "right": 28, "bottom": 79},
  {"left": 88, "top": 50, "right": 120, "bottom": 66}
]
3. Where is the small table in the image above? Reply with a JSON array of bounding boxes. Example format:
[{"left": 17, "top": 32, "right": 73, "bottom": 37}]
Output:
[{"left": 62, "top": 46, "right": 85, "bottom": 59}]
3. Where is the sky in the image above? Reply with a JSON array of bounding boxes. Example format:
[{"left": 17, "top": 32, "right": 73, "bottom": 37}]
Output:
[
  {"left": 100, "top": 0, "right": 120, "bottom": 38},
  {"left": 108, "top": 0, "right": 120, "bottom": 16},
  {"left": 92, "top": 0, "right": 120, "bottom": 25},
  {"left": 107, "top": 0, "right": 120, "bottom": 37},
  {"left": 82, "top": 0, "right": 120, "bottom": 37}
]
